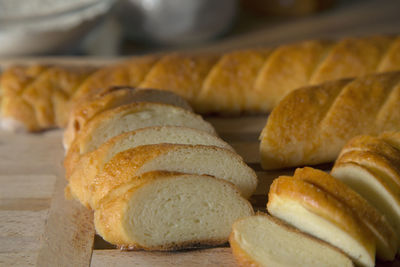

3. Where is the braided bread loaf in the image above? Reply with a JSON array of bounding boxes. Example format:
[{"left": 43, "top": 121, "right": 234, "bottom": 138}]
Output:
[
  {"left": 2, "top": 35, "right": 400, "bottom": 131},
  {"left": 260, "top": 71, "right": 400, "bottom": 170}
]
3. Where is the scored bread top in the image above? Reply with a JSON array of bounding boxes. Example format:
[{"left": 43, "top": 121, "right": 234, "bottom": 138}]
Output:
[{"left": 260, "top": 71, "right": 400, "bottom": 170}]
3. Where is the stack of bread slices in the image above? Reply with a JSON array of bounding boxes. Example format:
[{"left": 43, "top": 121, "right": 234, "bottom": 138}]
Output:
[
  {"left": 63, "top": 86, "right": 257, "bottom": 250},
  {"left": 230, "top": 132, "right": 400, "bottom": 267}
]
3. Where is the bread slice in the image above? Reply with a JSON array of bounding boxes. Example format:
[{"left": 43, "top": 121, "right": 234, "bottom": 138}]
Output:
[
  {"left": 66, "top": 126, "right": 234, "bottom": 207},
  {"left": 86, "top": 144, "right": 257, "bottom": 209},
  {"left": 331, "top": 162, "right": 400, "bottom": 249},
  {"left": 229, "top": 213, "right": 354, "bottom": 267},
  {"left": 294, "top": 167, "right": 397, "bottom": 260},
  {"left": 267, "top": 176, "right": 375, "bottom": 267},
  {"left": 63, "top": 87, "right": 192, "bottom": 150},
  {"left": 94, "top": 171, "right": 254, "bottom": 250},
  {"left": 65, "top": 102, "right": 216, "bottom": 166}
]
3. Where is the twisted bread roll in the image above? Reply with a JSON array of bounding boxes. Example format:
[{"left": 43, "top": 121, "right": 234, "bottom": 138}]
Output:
[
  {"left": 2, "top": 35, "right": 400, "bottom": 131},
  {"left": 260, "top": 71, "right": 400, "bottom": 170},
  {"left": 331, "top": 132, "right": 400, "bottom": 250}
]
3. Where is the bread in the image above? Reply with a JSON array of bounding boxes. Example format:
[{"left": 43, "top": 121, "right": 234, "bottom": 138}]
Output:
[
  {"left": 294, "top": 167, "right": 397, "bottom": 260},
  {"left": 63, "top": 87, "right": 192, "bottom": 150},
  {"left": 64, "top": 102, "right": 216, "bottom": 167},
  {"left": 260, "top": 71, "right": 400, "bottom": 170},
  {"left": 83, "top": 144, "right": 257, "bottom": 209},
  {"left": 2, "top": 35, "right": 400, "bottom": 131},
  {"left": 66, "top": 126, "right": 234, "bottom": 207},
  {"left": 0, "top": 65, "right": 94, "bottom": 131},
  {"left": 94, "top": 171, "right": 254, "bottom": 250},
  {"left": 267, "top": 176, "right": 375, "bottom": 267},
  {"left": 229, "top": 213, "right": 354, "bottom": 267},
  {"left": 331, "top": 133, "right": 400, "bottom": 250}
]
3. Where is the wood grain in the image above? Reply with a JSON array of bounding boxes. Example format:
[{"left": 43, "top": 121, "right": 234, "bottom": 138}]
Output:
[{"left": 91, "top": 248, "right": 237, "bottom": 267}]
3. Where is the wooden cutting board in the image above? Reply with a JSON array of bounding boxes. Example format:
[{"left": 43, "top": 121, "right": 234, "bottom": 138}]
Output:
[{"left": 1, "top": 115, "right": 399, "bottom": 266}]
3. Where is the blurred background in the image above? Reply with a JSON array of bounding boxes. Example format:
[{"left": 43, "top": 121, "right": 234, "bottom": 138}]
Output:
[{"left": 0, "top": 0, "right": 399, "bottom": 58}]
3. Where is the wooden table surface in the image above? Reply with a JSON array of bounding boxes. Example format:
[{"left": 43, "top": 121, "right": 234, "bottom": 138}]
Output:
[{"left": 1, "top": 0, "right": 400, "bottom": 266}]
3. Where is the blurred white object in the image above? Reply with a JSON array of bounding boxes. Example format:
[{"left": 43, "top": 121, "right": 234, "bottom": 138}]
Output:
[
  {"left": 116, "top": 0, "right": 238, "bottom": 45},
  {"left": 0, "top": 0, "right": 115, "bottom": 56}
]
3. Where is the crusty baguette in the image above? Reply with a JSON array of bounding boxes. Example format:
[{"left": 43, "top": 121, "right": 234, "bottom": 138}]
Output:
[
  {"left": 94, "top": 171, "right": 254, "bottom": 250},
  {"left": 294, "top": 167, "right": 398, "bottom": 260},
  {"left": 331, "top": 132, "right": 400, "bottom": 250},
  {"left": 64, "top": 102, "right": 216, "bottom": 174},
  {"left": 2, "top": 35, "right": 400, "bottom": 131},
  {"left": 267, "top": 176, "right": 375, "bottom": 267},
  {"left": 83, "top": 144, "right": 257, "bottom": 209},
  {"left": 260, "top": 71, "right": 400, "bottom": 170},
  {"left": 229, "top": 213, "right": 354, "bottom": 267},
  {"left": 66, "top": 126, "right": 234, "bottom": 207},
  {"left": 63, "top": 87, "right": 192, "bottom": 150}
]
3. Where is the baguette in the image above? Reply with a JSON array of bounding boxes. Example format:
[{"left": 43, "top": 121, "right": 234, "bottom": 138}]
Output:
[
  {"left": 63, "top": 87, "right": 192, "bottom": 150},
  {"left": 229, "top": 213, "right": 354, "bottom": 267},
  {"left": 260, "top": 71, "right": 400, "bottom": 170},
  {"left": 66, "top": 126, "right": 234, "bottom": 207},
  {"left": 94, "top": 171, "right": 254, "bottom": 250},
  {"left": 267, "top": 175, "right": 375, "bottom": 267},
  {"left": 2, "top": 35, "right": 400, "bottom": 131},
  {"left": 331, "top": 132, "right": 400, "bottom": 249}
]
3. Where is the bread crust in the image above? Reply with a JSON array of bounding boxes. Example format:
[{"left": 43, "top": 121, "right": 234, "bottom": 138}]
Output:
[
  {"left": 260, "top": 71, "right": 400, "bottom": 170},
  {"left": 94, "top": 171, "right": 253, "bottom": 250},
  {"left": 230, "top": 213, "right": 353, "bottom": 267},
  {"left": 88, "top": 144, "right": 253, "bottom": 209},
  {"left": 63, "top": 86, "right": 192, "bottom": 150},
  {"left": 64, "top": 102, "right": 216, "bottom": 173},
  {"left": 3, "top": 36, "right": 400, "bottom": 132},
  {"left": 294, "top": 167, "right": 398, "bottom": 260},
  {"left": 268, "top": 176, "right": 375, "bottom": 265}
]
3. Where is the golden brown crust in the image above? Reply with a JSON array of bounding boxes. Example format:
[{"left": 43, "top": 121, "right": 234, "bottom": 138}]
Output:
[
  {"left": 139, "top": 53, "right": 219, "bottom": 107},
  {"left": 2, "top": 35, "right": 400, "bottom": 132},
  {"left": 89, "top": 144, "right": 233, "bottom": 209},
  {"left": 63, "top": 86, "right": 192, "bottom": 150},
  {"left": 230, "top": 213, "right": 353, "bottom": 267},
  {"left": 268, "top": 176, "right": 374, "bottom": 249},
  {"left": 1, "top": 65, "right": 94, "bottom": 130},
  {"left": 94, "top": 171, "right": 248, "bottom": 250},
  {"left": 65, "top": 102, "right": 214, "bottom": 170},
  {"left": 260, "top": 71, "right": 400, "bottom": 170},
  {"left": 294, "top": 167, "right": 397, "bottom": 260},
  {"left": 229, "top": 231, "right": 262, "bottom": 267}
]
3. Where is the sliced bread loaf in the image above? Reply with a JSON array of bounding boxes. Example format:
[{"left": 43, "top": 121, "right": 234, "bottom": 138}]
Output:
[
  {"left": 94, "top": 171, "right": 254, "bottom": 250},
  {"left": 87, "top": 144, "right": 257, "bottom": 209},
  {"left": 63, "top": 87, "right": 192, "bottom": 150},
  {"left": 331, "top": 133, "right": 400, "bottom": 247},
  {"left": 229, "top": 213, "right": 354, "bottom": 267},
  {"left": 66, "top": 126, "right": 234, "bottom": 207},
  {"left": 267, "top": 176, "right": 375, "bottom": 267},
  {"left": 294, "top": 167, "right": 397, "bottom": 260},
  {"left": 64, "top": 102, "right": 216, "bottom": 170}
]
